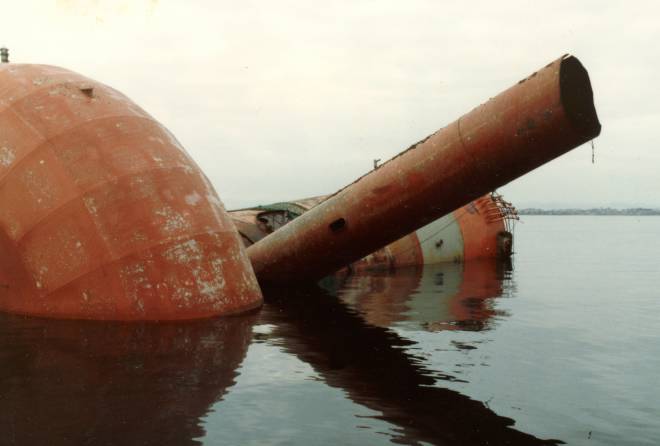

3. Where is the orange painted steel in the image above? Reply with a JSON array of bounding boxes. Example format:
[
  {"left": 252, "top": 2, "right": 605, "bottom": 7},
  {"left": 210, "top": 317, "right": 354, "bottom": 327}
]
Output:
[
  {"left": 459, "top": 196, "right": 512, "bottom": 262},
  {"left": 351, "top": 194, "right": 517, "bottom": 270},
  {"left": 248, "top": 55, "right": 601, "bottom": 283},
  {"left": 0, "top": 64, "right": 262, "bottom": 320}
]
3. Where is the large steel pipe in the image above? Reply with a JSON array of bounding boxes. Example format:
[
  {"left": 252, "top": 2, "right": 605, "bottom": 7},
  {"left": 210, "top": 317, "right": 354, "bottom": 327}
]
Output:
[{"left": 247, "top": 55, "right": 601, "bottom": 283}]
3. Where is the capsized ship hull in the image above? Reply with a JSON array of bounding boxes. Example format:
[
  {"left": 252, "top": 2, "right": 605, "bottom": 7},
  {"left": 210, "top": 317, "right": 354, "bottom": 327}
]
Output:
[
  {"left": 229, "top": 192, "right": 518, "bottom": 271},
  {"left": 0, "top": 64, "right": 262, "bottom": 320},
  {"left": 0, "top": 54, "right": 599, "bottom": 319}
]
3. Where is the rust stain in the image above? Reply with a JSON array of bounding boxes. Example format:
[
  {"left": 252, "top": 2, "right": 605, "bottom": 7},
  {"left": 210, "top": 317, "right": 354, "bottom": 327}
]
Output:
[
  {"left": 0, "top": 54, "right": 601, "bottom": 319},
  {"left": 230, "top": 192, "right": 517, "bottom": 272},
  {"left": 247, "top": 55, "right": 601, "bottom": 284},
  {"left": 0, "top": 64, "right": 262, "bottom": 320}
]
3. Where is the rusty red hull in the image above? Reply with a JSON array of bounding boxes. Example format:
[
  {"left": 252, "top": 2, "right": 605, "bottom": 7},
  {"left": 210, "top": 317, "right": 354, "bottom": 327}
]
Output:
[
  {"left": 350, "top": 193, "right": 517, "bottom": 271},
  {"left": 247, "top": 55, "right": 601, "bottom": 283},
  {"left": 0, "top": 64, "right": 262, "bottom": 320}
]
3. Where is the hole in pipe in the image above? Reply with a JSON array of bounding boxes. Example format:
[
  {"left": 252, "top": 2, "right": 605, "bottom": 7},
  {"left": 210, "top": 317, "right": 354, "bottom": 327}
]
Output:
[{"left": 329, "top": 218, "right": 346, "bottom": 233}]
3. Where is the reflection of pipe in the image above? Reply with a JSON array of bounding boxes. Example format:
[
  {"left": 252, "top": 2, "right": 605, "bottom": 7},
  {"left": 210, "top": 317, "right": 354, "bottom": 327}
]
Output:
[
  {"left": 261, "top": 283, "right": 560, "bottom": 445},
  {"left": 332, "top": 259, "right": 508, "bottom": 332},
  {"left": 0, "top": 313, "right": 256, "bottom": 444},
  {"left": 248, "top": 55, "right": 600, "bottom": 283}
]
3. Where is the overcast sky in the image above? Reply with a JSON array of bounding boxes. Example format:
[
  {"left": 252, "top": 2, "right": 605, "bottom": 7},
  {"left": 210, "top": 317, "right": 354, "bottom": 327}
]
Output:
[{"left": 3, "top": 0, "right": 658, "bottom": 209}]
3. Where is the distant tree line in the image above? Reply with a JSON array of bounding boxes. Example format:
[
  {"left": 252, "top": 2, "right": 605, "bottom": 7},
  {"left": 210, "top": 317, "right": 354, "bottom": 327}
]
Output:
[{"left": 518, "top": 208, "right": 660, "bottom": 216}]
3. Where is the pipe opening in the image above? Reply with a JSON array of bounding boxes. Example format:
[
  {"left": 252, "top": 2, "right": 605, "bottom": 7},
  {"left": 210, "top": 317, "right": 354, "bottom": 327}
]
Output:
[
  {"left": 560, "top": 55, "right": 601, "bottom": 138},
  {"left": 329, "top": 218, "right": 346, "bottom": 233}
]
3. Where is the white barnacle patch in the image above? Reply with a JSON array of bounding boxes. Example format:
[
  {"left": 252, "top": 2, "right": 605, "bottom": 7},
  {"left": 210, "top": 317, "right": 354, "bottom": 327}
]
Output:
[
  {"left": 155, "top": 206, "right": 190, "bottom": 234},
  {"left": 21, "top": 167, "right": 55, "bottom": 208},
  {"left": 48, "top": 85, "right": 70, "bottom": 97},
  {"left": 163, "top": 239, "right": 203, "bottom": 265},
  {"left": 185, "top": 191, "right": 202, "bottom": 206},
  {"left": 163, "top": 239, "right": 226, "bottom": 308},
  {"left": 83, "top": 196, "right": 98, "bottom": 215},
  {"left": 148, "top": 136, "right": 165, "bottom": 145},
  {"left": 119, "top": 261, "right": 151, "bottom": 313},
  {"left": 31, "top": 265, "right": 50, "bottom": 292},
  {"left": 194, "top": 257, "right": 226, "bottom": 305},
  {"left": 0, "top": 146, "right": 16, "bottom": 167},
  {"left": 122, "top": 262, "right": 146, "bottom": 275},
  {"left": 7, "top": 222, "right": 19, "bottom": 239},
  {"left": 172, "top": 286, "right": 194, "bottom": 307}
]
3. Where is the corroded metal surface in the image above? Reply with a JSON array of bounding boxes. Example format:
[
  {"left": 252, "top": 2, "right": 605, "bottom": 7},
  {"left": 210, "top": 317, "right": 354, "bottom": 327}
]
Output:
[
  {"left": 230, "top": 196, "right": 327, "bottom": 245},
  {"left": 247, "top": 55, "right": 601, "bottom": 283},
  {"left": 352, "top": 193, "right": 518, "bottom": 270},
  {"left": 0, "top": 64, "right": 262, "bottom": 320},
  {"left": 230, "top": 192, "right": 515, "bottom": 269}
]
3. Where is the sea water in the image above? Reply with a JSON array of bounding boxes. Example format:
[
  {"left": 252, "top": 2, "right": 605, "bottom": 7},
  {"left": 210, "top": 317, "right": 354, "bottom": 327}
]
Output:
[{"left": 2, "top": 216, "right": 659, "bottom": 445}]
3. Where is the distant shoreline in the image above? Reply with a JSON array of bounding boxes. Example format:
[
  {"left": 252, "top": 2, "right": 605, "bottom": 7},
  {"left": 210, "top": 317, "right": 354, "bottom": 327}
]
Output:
[{"left": 518, "top": 208, "right": 660, "bottom": 216}]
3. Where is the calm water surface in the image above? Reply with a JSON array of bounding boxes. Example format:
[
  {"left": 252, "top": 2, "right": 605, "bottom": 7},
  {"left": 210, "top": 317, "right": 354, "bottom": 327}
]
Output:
[{"left": 1, "top": 216, "right": 659, "bottom": 445}]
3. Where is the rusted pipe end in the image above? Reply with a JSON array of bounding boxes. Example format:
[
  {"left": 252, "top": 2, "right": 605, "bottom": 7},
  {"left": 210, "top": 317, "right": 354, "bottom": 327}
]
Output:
[
  {"left": 247, "top": 55, "right": 603, "bottom": 284},
  {"left": 560, "top": 55, "right": 601, "bottom": 139}
]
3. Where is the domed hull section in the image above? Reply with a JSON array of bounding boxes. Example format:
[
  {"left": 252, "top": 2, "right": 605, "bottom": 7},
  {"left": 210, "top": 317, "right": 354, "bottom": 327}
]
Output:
[{"left": 0, "top": 65, "right": 262, "bottom": 320}]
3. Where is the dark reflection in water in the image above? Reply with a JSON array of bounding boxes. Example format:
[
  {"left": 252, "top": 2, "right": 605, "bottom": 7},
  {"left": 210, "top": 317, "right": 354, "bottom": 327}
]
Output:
[
  {"left": 0, "top": 313, "right": 256, "bottom": 446},
  {"left": 0, "top": 259, "right": 560, "bottom": 445},
  {"left": 4, "top": 217, "right": 656, "bottom": 445},
  {"left": 330, "top": 259, "right": 511, "bottom": 332},
  {"left": 259, "top": 259, "right": 561, "bottom": 445}
]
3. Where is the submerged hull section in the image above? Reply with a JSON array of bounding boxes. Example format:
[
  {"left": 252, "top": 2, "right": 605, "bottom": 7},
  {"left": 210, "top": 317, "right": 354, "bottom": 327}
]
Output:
[
  {"left": 0, "top": 64, "right": 262, "bottom": 320},
  {"left": 229, "top": 192, "right": 517, "bottom": 271},
  {"left": 352, "top": 194, "right": 516, "bottom": 271}
]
